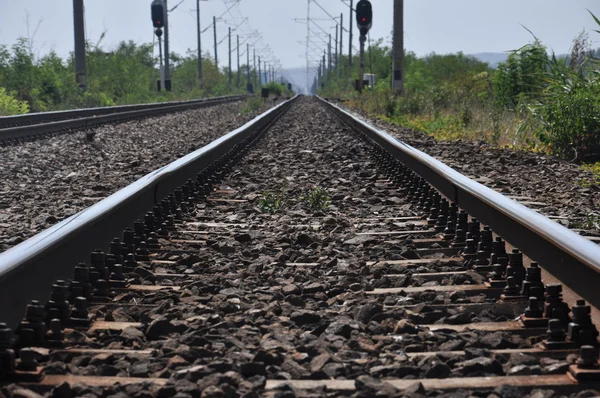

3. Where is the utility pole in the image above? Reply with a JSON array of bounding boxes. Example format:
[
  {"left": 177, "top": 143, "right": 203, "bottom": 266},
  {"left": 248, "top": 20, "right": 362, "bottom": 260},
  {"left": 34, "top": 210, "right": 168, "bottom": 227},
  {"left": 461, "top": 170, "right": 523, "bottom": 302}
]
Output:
[
  {"left": 263, "top": 60, "right": 266, "bottom": 83},
  {"left": 164, "top": 0, "right": 171, "bottom": 91},
  {"left": 247, "top": 43, "right": 250, "bottom": 89},
  {"left": 349, "top": 0, "right": 353, "bottom": 68},
  {"left": 213, "top": 16, "right": 218, "bottom": 72},
  {"left": 392, "top": 0, "right": 404, "bottom": 95},
  {"left": 335, "top": 24, "right": 339, "bottom": 71},
  {"left": 253, "top": 49, "right": 257, "bottom": 88},
  {"left": 228, "top": 27, "right": 232, "bottom": 88},
  {"left": 317, "top": 60, "right": 322, "bottom": 85},
  {"left": 258, "top": 56, "right": 261, "bottom": 87},
  {"left": 197, "top": 0, "right": 203, "bottom": 88},
  {"left": 236, "top": 34, "right": 240, "bottom": 88},
  {"left": 305, "top": 0, "right": 310, "bottom": 94},
  {"left": 323, "top": 50, "right": 326, "bottom": 84},
  {"left": 328, "top": 34, "right": 332, "bottom": 71},
  {"left": 340, "top": 13, "right": 344, "bottom": 75},
  {"left": 73, "top": 0, "right": 87, "bottom": 91}
]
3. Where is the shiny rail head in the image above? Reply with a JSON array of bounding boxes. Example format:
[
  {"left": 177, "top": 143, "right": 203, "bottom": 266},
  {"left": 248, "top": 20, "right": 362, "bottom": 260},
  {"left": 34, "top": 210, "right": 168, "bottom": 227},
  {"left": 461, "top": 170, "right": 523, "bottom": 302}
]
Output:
[
  {"left": 317, "top": 96, "right": 600, "bottom": 313},
  {"left": 0, "top": 95, "right": 298, "bottom": 330}
]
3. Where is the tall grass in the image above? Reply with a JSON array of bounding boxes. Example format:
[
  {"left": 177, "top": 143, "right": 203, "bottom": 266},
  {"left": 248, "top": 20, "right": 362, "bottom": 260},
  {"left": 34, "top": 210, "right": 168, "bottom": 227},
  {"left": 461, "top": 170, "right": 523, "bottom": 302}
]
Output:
[{"left": 321, "top": 12, "right": 600, "bottom": 162}]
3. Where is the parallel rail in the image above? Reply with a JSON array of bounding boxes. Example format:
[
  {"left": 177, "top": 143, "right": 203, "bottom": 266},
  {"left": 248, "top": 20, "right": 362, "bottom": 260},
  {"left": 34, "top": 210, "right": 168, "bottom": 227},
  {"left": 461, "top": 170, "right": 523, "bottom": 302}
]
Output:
[
  {"left": 0, "top": 96, "right": 599, "bottom": 394},
  {"left": 0, "top": 96, "right": 295, "bottom": 329},
  {"left": 0, "top": 95, "right": 248, "bottom": 142},
  {"left": 2, "top": 94, "right": 600, "bottom": 331},
  {"left": 319, "top": 96, "right": 600, "bottom": 313}
]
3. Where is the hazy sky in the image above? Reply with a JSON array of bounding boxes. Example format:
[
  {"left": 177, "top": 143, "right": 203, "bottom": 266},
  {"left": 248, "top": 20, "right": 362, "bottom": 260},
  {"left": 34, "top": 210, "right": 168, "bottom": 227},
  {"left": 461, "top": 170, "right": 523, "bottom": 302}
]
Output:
[{"left": 0, "top": 0, "right": 598, "bottom": 71}]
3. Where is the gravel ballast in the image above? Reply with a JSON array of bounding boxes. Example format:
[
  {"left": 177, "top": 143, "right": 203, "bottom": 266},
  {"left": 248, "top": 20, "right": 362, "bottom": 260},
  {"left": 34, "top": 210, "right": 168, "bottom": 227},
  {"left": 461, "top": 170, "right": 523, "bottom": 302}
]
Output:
[
  {"left": 3, "top": 98, "right": 588, "bottom": 398},
  {"left": 0, "top": 100, "right": 277, "bottom": 252},
  {"left": 341, "top": 106, "right": 600, "bottom": 231}
]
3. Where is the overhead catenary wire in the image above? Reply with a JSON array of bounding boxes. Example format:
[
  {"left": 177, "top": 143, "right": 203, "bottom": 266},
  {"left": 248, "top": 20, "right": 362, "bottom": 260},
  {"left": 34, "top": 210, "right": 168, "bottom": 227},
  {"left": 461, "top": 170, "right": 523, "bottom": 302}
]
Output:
[
  {"left": 218, "top": 0, "right": 282, "bottom": 82},
  {"left": 311, "top": 0, "right": 349, "bottom": 32}
]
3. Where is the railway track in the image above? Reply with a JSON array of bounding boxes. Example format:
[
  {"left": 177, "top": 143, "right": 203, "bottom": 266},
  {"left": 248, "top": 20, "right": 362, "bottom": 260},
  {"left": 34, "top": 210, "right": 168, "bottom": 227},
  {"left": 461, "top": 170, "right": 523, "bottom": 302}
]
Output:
[
  {"left": 0, "top": 95, "right": 248, "bottom": 143},
  {"left": 1, "top": 96, "right": 600, "bottom": 397}
]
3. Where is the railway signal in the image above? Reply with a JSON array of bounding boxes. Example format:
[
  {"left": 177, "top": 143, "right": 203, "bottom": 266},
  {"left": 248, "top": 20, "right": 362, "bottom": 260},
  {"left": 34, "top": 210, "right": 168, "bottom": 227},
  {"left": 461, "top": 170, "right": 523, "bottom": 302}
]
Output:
[
  {"left": 356, "top": 0, "right": 372, "bottom": 36},
  {"left": 151, "top": 0, "right": 166, "bottom": 28},
  {"left": 355, "top": 0, "right": 372, "bottom": 93},
  {"left": 151, "top": 0, "right": 171, "bottom": 91}
]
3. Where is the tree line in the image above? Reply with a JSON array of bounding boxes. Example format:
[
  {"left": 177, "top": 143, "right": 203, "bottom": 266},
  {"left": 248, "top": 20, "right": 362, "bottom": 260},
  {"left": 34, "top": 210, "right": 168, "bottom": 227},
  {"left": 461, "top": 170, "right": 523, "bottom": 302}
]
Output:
[
  {"left": 318, "top": 14, "right": 600, "bottom": 162},
  {"left": 0, "top": 37, "right": 267, "bottom": 115}
]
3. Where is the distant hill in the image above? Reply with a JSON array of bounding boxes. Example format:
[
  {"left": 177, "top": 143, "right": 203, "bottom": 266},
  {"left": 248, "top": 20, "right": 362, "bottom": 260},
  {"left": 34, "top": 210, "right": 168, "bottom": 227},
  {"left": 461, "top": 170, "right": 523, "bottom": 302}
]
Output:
[{"left": 470, "top": 53, "right": 509, "bottom": 68}]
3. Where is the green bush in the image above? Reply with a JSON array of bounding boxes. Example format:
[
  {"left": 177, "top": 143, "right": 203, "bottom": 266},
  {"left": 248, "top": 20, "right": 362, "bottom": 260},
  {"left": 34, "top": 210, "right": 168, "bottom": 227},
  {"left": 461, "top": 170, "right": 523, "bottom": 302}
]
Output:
[
  {"left": 258, "top": 190, "right": 286, "bottom": 213},
  {"left": 522, "top": 14, "right": 600, "bottom": 161},
  {"left": 527, "top": 58, "right": 600, "bottom": 161},
  {"left": 0, "top": 87, "right": 29, "bottom": 115},
  {"left": 263, "top": 82, "right": 292, "bottom": 97},
  {"left": 300, "top": 187, "right": 330, "bottom": 212},
  {"left": 493, "top": 41, "right": 549, "bottom": 109},
  {"left": 0, "top": 37, "right": 257, "bottom": 112}
]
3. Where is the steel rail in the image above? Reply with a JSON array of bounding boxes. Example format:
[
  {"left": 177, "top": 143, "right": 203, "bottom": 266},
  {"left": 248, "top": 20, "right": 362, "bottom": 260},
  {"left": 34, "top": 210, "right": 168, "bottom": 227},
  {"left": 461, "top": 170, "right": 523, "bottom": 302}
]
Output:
[
  {"left": 319, "top": 96, "right": 600, "bottom": 311},
  {"left": 0, "top": 95, "right": 247, "bottom": 128},
  {"left": 0, "top": 95, "right": 248, "bottom": 141},
  {"left": 0, "top": 95, "right": 298, "bottom": 329}
]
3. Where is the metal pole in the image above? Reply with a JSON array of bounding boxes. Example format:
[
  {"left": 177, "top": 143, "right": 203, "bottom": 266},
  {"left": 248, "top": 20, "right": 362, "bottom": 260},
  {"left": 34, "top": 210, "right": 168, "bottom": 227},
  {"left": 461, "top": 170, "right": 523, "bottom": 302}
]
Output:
[
  {"left": 335, "top": 24, "right": 339, "bottom": 71},
  {"left": 158, "top": 35, "right": 165, "bottom": 91},
  {"left": 258, "top": 56, "right": 261, "bottom": 87},
  {"left": 317, "top": 60, "right": 321, "bottom": 85},
  {"left": 253, "top": 49, "right": 256, "bottom": 87},
  {"left": 392, "top": 0, "right": 404, "bottom": 95},
  {"left": 236, "top": 34, "right": 240, "bottom": 88},
  {"left": 197, "top": 0, "right": 203, "bottom": 88},
  {"left": 213, "top": 16, "right": 218, "bottom": 71},
  {"left": 328, "top": 34, "right": 332, "bottom": 71},
  {"left": 349, "top": 0, "right": 353, "bottom": 68},
  {"left": 164, "top": 0, "right": 171, "bottom": 91},
  {"left": 306, "top": 0, "right": 310, "bottom": 94},
  {"left": 228, "top": 27, "right": 232, "bottom": 88},
  {"left": 323, "top": 50, "right": 326, "bottom": 85},
  {"left": 340, "top": 13, "right": 343, "bottom": 75},
  {"left": 247, "top": 43, "right": 250, "bottom": 87},
  {"left": 359, "top": 34, "right": 365, "bottom": 93},
  {"left": 73, "top": 0, "right": 87, "bottom": 91}
]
